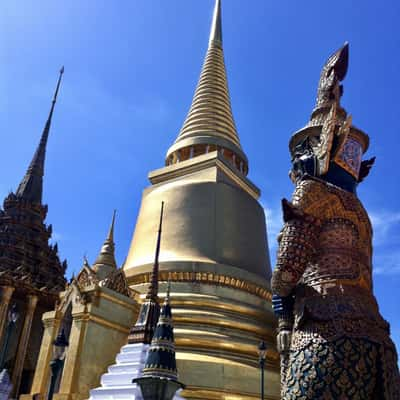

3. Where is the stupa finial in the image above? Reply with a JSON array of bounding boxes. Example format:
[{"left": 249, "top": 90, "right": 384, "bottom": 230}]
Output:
[{"left": 209, "top": 0, "right": 222, "bottom": 48}]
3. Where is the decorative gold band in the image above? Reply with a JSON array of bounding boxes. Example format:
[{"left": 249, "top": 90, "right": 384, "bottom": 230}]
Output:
[{"left": 128, "top": 270, "right": 272, "bottom": 302}]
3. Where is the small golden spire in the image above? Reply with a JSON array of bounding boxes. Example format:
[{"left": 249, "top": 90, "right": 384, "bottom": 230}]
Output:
[
  {"left": 106, "top": 209, "right": 116, "bottom": 243},
  {"left": 92, "top": 211, "right": 117, "bottom": 279},
  {"left": 83, "top": 255, "right": 91, "bottom": 268}
]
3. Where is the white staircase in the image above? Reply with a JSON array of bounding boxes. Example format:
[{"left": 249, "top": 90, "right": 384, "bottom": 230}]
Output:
[{"left": 89, "top": 343, "right": 184, "bottom": 400}]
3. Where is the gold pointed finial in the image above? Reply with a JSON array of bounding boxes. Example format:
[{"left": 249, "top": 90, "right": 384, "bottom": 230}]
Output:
[
  {"left": 83, "top": 255, "right": 90, "bottom": 268},
  {"left": 209, "top": 0, "right": 222, "bottom": 48},
  {"left": 106, "top": 210, "right": 116, "bottom": 243},
  {"left": 92, "top": 211, "right": 117, "bottom": 278},
  {"left": 315, "top": 42, "right": 349, "bottom": 112}
]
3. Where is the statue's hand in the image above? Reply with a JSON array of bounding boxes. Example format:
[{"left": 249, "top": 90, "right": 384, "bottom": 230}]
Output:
[
  {"left": 277, "top": 329, "right": 292, "bottom": 354},
  {"left": 272, "top": 294, "right": 294, "bottom": 317}
]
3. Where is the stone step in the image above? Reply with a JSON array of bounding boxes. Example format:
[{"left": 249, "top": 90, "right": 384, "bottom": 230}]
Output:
[
  {"left": 90, "top": 385, "right": 184, "bottom": 400},
  {"left": 116, "top": 352, "right": 147, "bottom": 364},
  {"left": 101, "top": 372, "right": 141, "bottom": 387},
  {"left": 120, "top": 344, "right": 149, "bottom": 354},
  {"left": 108, "top": 363, "right": 144, "bottom": 374},
  {"left": 89, "top": 385, "right": 142, "bottom": 400}
]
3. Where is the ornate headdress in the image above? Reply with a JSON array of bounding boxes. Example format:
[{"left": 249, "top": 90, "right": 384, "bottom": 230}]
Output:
[{"left": 289, "top": 43, "right": 373, "bottom": 182}]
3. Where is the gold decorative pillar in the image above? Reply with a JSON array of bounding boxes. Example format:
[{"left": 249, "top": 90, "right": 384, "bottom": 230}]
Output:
[
  {"left": 24, "top": 311, "right": 61, "bottom": 399},
  {"left": 11, "top": 294, "right": 38, "bottom": 397},
  {"left": 55, "top": 308, "right": 88, "bottom": 400},
  {"left": 0, "top": 286, "right": 15, "bottom": 346}
]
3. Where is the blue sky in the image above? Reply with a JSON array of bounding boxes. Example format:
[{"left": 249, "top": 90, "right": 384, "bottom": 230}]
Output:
[{"left": 1, "top": 0, "right": 399, "bottom": 355}]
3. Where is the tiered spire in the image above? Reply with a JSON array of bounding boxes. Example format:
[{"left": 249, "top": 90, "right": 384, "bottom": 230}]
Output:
[
  {"left": 92, "top": 210, "right": 117, "bottom": 279},
  {"left": 141, "top": 282, "right": 181, "bottom": 380},
  {"left": 133, "top": 282, "right": 184, "bottom": 400},
  {"left": 128, "top": 202, "right": 164, "bottom": 344},
  {"left": 16, "top": 67, "right": 64, "bottom": 204},
  {"left": 166, "top": 0, "right": 248, "bottom": 174}
]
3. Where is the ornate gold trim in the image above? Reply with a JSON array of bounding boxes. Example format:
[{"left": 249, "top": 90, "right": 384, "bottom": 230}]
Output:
[{"left": 128, "top": 271, "right": 272, "bottom": 302}]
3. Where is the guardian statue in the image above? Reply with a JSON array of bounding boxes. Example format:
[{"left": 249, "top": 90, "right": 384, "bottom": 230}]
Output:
[{"left": 271, "top": 43, "right": 400, "bottom": 399}]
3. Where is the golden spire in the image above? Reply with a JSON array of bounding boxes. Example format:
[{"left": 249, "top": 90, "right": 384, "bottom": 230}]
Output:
[
  {"left": 166, "top": 0, "right": 248, "bottom": 174},
  {"left": 92, "top": 210, "right": 117, "bottom": 279}
]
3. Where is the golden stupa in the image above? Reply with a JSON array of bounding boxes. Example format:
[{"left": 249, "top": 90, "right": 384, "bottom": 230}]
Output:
[{"left": 123, "top": 1, "right": 280, "bottom": 398}]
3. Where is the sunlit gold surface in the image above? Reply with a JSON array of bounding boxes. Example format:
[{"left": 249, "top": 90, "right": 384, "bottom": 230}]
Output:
[
  {"left": 125, "top": 153, "right": 271, "bottom": 279},
  {"left": 122, "top": 1, "right": 280, "bottom": 396}
]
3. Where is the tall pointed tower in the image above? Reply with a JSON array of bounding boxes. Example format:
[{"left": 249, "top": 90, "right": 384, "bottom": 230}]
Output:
[
  {"left": 0, "top": 68, "right": 67, "bottom": 398},
  {"left": 124, "top": 2, "right": 280, "bottom": 398}
]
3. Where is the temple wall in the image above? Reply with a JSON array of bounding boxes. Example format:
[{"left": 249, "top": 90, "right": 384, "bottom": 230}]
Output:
[{"left": 21, "top": 287, "right": 138, "bottom": 400}]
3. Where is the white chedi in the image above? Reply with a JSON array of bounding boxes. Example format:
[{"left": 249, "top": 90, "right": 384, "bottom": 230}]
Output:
[{"left": 89, "top": 341, "right": 184, "bottom": 400}]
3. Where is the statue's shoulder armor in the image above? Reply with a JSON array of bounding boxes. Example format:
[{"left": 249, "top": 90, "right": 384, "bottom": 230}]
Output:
[
  {"left": 291, "top": 177, "right": 329, "bottom": 217},
  {"left": 291, "top": 176, "right": 372, "bottom": 240}
]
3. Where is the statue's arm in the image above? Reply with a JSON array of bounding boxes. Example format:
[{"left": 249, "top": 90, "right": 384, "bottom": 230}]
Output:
[{"left": 271, "top": 198, "right": 320, "bottom": 297}]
